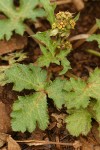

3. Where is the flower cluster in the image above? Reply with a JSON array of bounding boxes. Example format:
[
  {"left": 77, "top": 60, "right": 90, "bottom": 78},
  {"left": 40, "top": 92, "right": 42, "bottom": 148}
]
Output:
[
  {"left": 57, "top": 40, "right": 72, "bottom": 50},
  {"left": 52, "top": 11, "right": 76, "bottom": 31},
  {"left": 51, "top": 11, "right": 75, "bottom": 50}
]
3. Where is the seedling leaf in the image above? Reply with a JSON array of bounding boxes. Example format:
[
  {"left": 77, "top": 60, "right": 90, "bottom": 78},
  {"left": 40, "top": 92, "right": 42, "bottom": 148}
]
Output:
[
  {"left": 46, "top": 78, "right": 66, "bottom": 109},
  {"left": 33, "top": 31, "right": 56, "bottom": 55},
  {"left": 40, "top": 0, "right": 56, "bottom": 24},
  {"left": 87, "top": 68, "right": 100, "bottom": 100},
  {"left": 66, "top": 109, "right": 92, "bottom": 136},
  {"left": 11, "top": 92, "right": 49, "bottom": 132},
  {"left": 64, "top": 78, "right": 89, "bottom": 109},
  {"left": 0, "top": 0, "right": 45, "bottom": 40},
  {"left": 33, "top": 31, "right": 71, "bottom": 74},
  {"left": 64, "top": 68, "right": 100, "bottom": 109},
  {"left": 5, "top": 64, "right": 47, "bottom": 91}
]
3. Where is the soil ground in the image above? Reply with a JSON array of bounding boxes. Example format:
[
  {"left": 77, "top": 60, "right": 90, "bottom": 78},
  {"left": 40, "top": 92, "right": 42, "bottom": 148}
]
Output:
[{"left": 0, "top": 1, "right": 100, "bottom": 150}]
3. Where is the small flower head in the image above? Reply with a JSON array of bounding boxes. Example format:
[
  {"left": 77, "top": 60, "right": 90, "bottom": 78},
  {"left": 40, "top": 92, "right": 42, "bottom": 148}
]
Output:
[
  {"left": 69, "top": 19, "right": 76, "bottom": 29},
  {"left": 52, "top": 11, "right": 76, "bottom": 32},
  {"left": 65, "top": 41, "right": 72, "bottom": 50},
  {"left": 57, "top": 21, "right": 66, "bottom": 30},
  {"left": 65, "top": 11, "right": 73, "bottom": 18},
  {"left": 56, "top": 11, "right": 72, "bottom": 20},
  {"left": 59, "top": 40, "right": 72, "bottom": 50}
]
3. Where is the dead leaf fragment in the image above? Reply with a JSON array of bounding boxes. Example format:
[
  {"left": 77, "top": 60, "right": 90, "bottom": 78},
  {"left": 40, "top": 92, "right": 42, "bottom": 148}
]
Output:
[
  {"left": 7, "top": 136, "right": 21, "bottom": 150},
  {"left": 73, "top": 141, "right": 82, "bottom": 149},
  {"left": 0, "top": 140, "right": 5, "bottom": 148},
  {"left": 0, "top": 133, "right": 20, "bottom": 150},
  {"left": 94, "top": 146, "right": 100, "bottom": 150},
  {"left": 80, "top": 136, "right": 95, "bottom": 150},
  {"left": 51, "top": 113, "right": 66, "bottom": 128},
  {"left": 0, "top": 133, "right": 8, "bottom": 148},
  {"left": 0, "top": 102, "right": 11, "bottom": 133},
  {"left": 0, "top": 35, "right": 27, "bottom": 55}
]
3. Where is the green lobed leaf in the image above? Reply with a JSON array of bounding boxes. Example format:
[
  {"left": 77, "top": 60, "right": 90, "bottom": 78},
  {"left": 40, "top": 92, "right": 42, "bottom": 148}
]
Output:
[
  {"left": 64, "top": 68, "right": 100, "bottom": 109},
  {"left": 63, "top": 68, "right": 100, "bottom": 136},
  {"left": 3, "top": 61, "right": 100, "bottom": 135},
  {"left": 93, "top": 100, "right": 100, "bottom": 122},
  {"left": 33, "top": 31, "right": 56, "bottom": 56},
  {"left": 59, "top": 58, "right": 71, "bottom": 75},
  {"left": 33, "top": 31, "right": 71, "bottom": 74},
  {"left": 63, "top": 80, "right": 73, "bottom": 92},
  {"left": 11, "top": 92, "right": 49, "bottom": 132},
  {"left": 36, "top": 54, "right": 60, "bottom": 67},
  {"left": 39, "top": 0, "right": 56, "bottom": 25},
  {"left": 87, "top": 68, "right": 100, "bottom": 100},
  {"left": 66, "top": 109, "right": 92, "bottom": 136},
  {"left": 0, "top": 0, "right": 46, "bottom": 40},
  {"left": 5, "top": 64, "right": 47, "bottom": 91},
  {"left": 35, "top": 44, "right": 60, "bottom": 67},
  {"left": 46, "top": 78, "right": 66, "bottom": 109},
  {"left": 64, "top": 78, "right": 90, "bottom": 109},
  {"left": 57, "top": 49, "right": 71, "bottom": 75}
]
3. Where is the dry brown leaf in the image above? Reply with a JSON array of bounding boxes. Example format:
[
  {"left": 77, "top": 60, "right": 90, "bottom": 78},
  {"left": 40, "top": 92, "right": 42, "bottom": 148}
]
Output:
[
  {"left": 73, "top": 141, "right": 82, "bottom": 149},
  {"left": 0, "top": 35, "right": 27, "bottom": 55},
  {"left": 0, "top": 102, "right": 11, "bottom": 133},
  {"left": 48, "top": 122, "right": 56, "bottom": 130},
  {"left": 80, "top": 136, "right": 95, "bottom": 150},
  {"left": 94, "top": 146, "right": 100, "bottom": 150},
  {"left": 0, "top": 133, "right": 8, "bottom": 148},
  {"left": 7, "top": 136, "right": 21, "bottom": 150},
  {"left": 51, "top": 113, "right": 66, "bottom": 128},
  {"left": 0, "top": 133, "right": 21, "bottom": 150},
  {"left": 0, "top": 141, "right": 5, "bottom": 149}
]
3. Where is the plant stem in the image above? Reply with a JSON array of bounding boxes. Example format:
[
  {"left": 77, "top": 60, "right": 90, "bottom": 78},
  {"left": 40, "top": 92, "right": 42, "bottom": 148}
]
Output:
[
  {"left": 25, "top": 24, "right": 44, "bottom": 45},
  {"left": 85, "top": 49, "right": 100, "bottom": 57},
  {"left": 69, "top": 34, "right": 90, "bottom": 42},
  {"left": 16, "top": 139, "right": 80, "bottom": 147}
]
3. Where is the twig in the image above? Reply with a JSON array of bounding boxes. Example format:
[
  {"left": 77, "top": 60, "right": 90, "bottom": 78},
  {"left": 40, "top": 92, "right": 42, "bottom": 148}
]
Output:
[
  {"left": 25, "top": 25, "right": 36, "bottom": 42},
  {"left": 25, "top": 24, "right": 43, "bottom": 45},
  {"left": 16, "top": 139, "right": 74, "bottom": 146},
  {"left": 69, "top": 34, "right": 90, "bottom": 42},
  {"left": 65, "top": 71, "right": 78, "bottom": 79},
  {"left": 73, "top": 24, "right": 98, "bottom": 49}
]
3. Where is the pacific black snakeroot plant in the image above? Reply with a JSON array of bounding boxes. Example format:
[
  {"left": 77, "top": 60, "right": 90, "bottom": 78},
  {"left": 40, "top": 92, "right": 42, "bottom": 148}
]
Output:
[
  {"left": 33, "top": 11, "right": 77, "bottom": 75},
  {"left": 0, "top": 0, "right": 100, "bottom": 137},
  {"left": 3, "top": 64, "right": 100, "bottom": 136}
]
